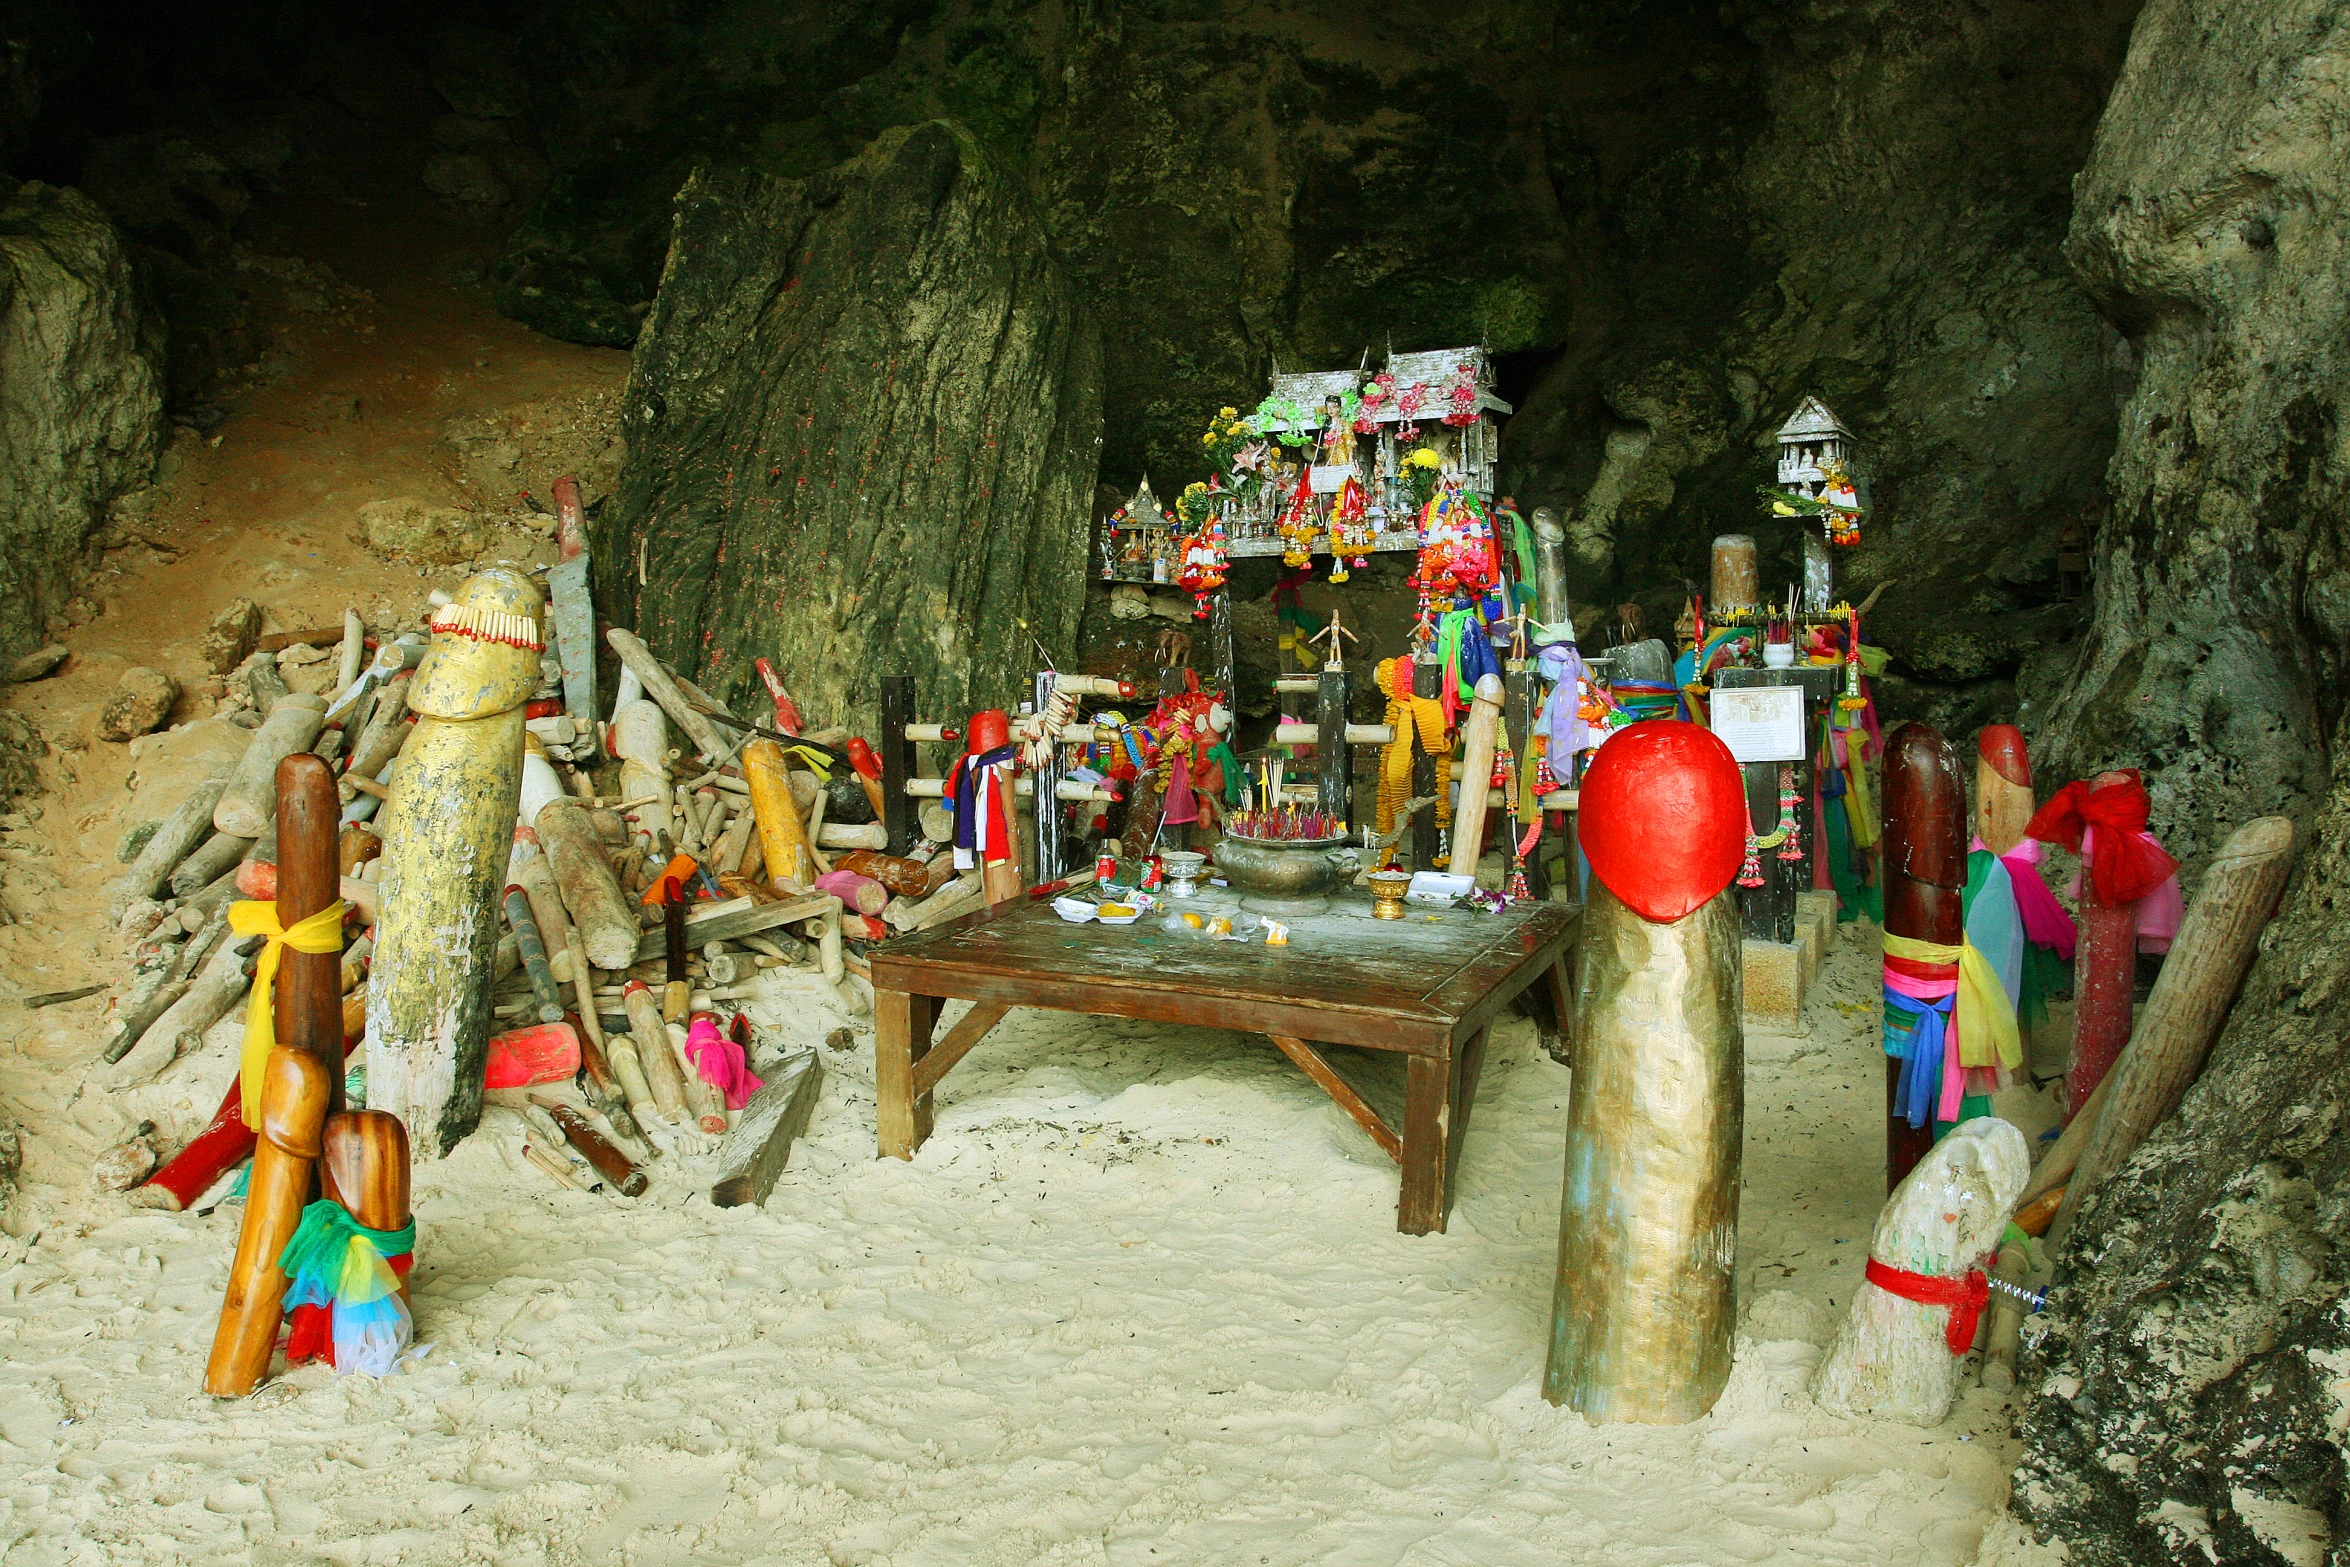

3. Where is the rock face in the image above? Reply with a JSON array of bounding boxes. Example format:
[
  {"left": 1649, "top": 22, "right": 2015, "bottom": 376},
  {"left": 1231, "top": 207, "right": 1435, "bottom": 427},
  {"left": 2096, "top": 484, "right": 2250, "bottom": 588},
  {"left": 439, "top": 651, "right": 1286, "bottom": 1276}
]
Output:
[
  {"left": 595, "top": 121, "right": 1101, "bottom": 735},
  {"left": 2009, "top": 5, "right": 2350, "bottom": 1560},
  {"left": 2024, "top": 0, "right": 2350, "bottom": 870},
  {"left": 0, "top": 179, "right": 165, "bottom": 797}
]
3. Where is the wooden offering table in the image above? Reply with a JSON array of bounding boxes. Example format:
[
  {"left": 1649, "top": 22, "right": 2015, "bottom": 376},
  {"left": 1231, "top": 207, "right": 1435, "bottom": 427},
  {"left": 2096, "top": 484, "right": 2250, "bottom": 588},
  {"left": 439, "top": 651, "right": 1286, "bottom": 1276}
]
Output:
[{"left": 869, "top": 889, "right": 1578, "bottom": 1234}]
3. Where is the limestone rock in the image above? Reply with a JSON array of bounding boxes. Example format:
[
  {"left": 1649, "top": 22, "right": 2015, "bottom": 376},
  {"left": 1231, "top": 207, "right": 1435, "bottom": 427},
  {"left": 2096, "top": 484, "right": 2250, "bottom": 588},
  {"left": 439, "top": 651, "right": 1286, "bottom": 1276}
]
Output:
[
  {"left": 6, "top": 644, "right": 68, "bottom": 683},
  {"left": 96, "top": 667, "right": 178, "bottom": 740},
  {"left": 197, "top": 597, "right": 260, "bottom": 674},
  {"left": 358, "top": 496, "right": 488, "bottom": 564},
  {"left": 596, "top": 122, "right": 1101, "bottom": 738},
  {"left": 92, "top": 1134, "right": 157, "bottom": 1192},
  {"left": 0, "top": 180, "right": 165, "bottom": 798},
  {"left": 2010, "top": 10, "right": 2350, "bottom": 1557}
]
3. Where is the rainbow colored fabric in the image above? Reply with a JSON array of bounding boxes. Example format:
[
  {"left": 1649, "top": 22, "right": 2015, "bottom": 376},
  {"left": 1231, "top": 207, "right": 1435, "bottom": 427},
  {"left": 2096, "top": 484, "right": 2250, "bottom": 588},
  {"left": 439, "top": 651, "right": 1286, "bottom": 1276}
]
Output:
[{"left": 278, "top": 1199, "right": 415, "bottom": 1376}]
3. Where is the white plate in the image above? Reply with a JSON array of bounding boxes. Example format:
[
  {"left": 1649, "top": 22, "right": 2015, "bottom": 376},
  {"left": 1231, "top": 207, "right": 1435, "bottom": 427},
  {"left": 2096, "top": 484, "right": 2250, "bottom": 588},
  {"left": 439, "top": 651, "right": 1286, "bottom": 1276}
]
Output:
[
  {"left": 1052, "top": 897, "right": 1098, "bottom": 923},
  {"left": 1092, "top": 904, "right": 1147, "bottom": 925}
]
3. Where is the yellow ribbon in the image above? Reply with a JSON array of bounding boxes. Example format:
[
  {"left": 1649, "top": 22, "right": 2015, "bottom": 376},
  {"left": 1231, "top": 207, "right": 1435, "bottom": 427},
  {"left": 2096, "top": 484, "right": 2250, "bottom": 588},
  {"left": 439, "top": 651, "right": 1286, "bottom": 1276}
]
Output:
[
  {"left": 228, "top": 899, "right": 348, "bottom": 1130},
  {"left": 1880, "top": 932, "right": 2023, "bottom": 1073}
]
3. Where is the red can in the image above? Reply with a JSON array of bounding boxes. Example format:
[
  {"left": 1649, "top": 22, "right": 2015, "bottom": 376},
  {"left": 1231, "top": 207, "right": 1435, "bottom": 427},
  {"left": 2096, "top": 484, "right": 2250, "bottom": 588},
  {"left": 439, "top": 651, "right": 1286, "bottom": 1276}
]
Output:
[{"left": 1095, "top": 853, "right": 1117, "bottom": 884}]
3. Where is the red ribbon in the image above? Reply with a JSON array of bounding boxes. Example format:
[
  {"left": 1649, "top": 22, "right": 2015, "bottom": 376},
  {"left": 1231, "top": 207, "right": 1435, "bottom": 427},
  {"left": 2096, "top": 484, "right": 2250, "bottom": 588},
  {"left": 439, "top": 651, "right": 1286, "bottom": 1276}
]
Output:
[
  {"left": 2025, "top": 770, "right": 2179, "bottom": 904},
  {"left": 1864, "top": 1256, "right": 1989, "bottom": 1354}
]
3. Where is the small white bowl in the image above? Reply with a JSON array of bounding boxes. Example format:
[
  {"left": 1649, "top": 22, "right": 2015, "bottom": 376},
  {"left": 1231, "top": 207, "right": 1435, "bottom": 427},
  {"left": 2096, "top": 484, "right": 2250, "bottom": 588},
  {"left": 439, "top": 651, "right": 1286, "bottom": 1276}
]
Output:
[{"left": 1052, "top": 897, "right": 1098, "bottom": 923}]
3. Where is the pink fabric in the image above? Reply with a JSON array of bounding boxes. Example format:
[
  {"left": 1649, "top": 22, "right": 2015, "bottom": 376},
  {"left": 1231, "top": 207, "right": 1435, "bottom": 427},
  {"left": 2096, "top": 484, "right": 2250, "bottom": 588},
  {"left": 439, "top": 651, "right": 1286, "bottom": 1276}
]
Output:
[
  {"left": 685, "top": 1016, "right": 763, "bottom": 1110},
  {"left": 816, "top": 870, "right": 884, "bottom": 911},
  {"left": 1991, "top": 838, "right": 2079, "bottom": 960},
  {"left": 1883, "top": 967, "right": 1958, "bottom": 1001},
  {"left": 1161, "top": 751, "right": 1198, "bottom": 826}
]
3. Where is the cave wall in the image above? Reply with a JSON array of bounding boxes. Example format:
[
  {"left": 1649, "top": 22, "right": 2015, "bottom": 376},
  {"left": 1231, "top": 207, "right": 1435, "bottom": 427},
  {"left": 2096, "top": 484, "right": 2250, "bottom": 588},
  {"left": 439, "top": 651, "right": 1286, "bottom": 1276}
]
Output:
[
  {"left": 2008, "top": 4, "right": 2350, "bottom": 1562},
  {"left": 465, "top": 0, "right": 2147, "bottom": 728},
  {"left": 596, "top": 122, "right": 1102, "bottom": 736}
]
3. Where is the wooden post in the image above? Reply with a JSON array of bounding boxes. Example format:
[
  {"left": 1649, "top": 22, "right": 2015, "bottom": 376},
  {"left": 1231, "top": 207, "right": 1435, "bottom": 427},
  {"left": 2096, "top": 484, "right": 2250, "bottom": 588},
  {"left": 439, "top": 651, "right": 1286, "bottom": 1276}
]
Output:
[
  {"left": 1447, "top": 674, "right": 1506, "bottom": 876},
  {"left": 2051, "top": 815, "right": 2294, "bottom": 1239},
  {"left": 2067, "top": 768, "right": 2146, "bottom": 1121},
  {"left": 1315, "top": 667, "right": 1351, "bottom": 826},
  {"left": 1880, "top": 722, "right": 1965, "bottom": 1192},
  {"left": 1031, "top": 670, "right": 1067, "bottom": 882},
  {"left": 880, "top": 675, "right": 916, "bottom": 856},
  {"left": 204, "top": 752, "right": 344, "bottom": 1396},
  {"left": 368, "top": 570, "right": 538, "bottom": 1158},
  {"left": 215, "top": 695, "right": 328, "bottom": 838},
  {"left": 1410, "top": 661, "right": 1442, "bottom": 872},
  {"left": 605, "top": 628, "right": 729, "bottom": 762},
  {"left": 1546, "top": 721, "right": 1747, "bottom": 1423}
]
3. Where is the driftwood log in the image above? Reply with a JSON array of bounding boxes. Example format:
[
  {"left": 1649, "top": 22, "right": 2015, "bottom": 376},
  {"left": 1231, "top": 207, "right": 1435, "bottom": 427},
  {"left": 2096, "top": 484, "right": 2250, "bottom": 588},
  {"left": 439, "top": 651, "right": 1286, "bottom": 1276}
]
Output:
[{"left": 2049, "top": 815, "right": 2296, "bottom": 1241}]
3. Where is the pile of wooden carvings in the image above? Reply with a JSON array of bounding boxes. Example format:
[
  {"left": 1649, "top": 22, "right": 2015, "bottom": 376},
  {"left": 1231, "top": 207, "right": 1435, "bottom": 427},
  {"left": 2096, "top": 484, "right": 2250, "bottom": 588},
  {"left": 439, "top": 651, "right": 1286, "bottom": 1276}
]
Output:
[{"left": 88, "top": 504, "right": 998, "bottom": 1210}]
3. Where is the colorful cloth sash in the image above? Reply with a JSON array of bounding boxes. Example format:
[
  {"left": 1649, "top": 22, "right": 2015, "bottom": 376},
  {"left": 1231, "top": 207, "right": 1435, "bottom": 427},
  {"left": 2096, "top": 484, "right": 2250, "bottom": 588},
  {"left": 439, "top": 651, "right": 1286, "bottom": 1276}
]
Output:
[
  {"left": 228, "top": 898, "right": 347, "bottom": 1131},
  {"left": 1864, "top": 1256, "right": 1991, "bottom": 1353},
  {"left": 947, "top": 743, "right": 1020, "bottom": 870},
  {"left": 279, "top": 1199, "right": 415, "bottom": 1376},
  {"left": 1882, "top": 932, "right": 2021, "bottom": 1126}
]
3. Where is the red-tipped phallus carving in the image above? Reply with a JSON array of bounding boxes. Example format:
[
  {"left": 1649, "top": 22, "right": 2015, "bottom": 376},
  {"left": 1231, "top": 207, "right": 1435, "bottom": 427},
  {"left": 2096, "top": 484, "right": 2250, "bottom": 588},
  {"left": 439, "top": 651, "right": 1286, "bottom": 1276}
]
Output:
[
  {"left": 1576, "top": 720, "right": 1748, "bottom": 922},
  {"left": 1978, "top": 723, "right": 2031, "bottom": 788}
]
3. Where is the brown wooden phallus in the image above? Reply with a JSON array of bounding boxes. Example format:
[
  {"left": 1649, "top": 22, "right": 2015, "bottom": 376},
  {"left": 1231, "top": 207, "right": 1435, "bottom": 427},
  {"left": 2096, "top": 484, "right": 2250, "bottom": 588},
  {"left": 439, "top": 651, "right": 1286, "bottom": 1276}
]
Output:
[
  {"left": 1880, "top": 723, "right": 1966, "bottom": 1193},
  {"left": 204, "top": 752, "right": 345, "bottom": 1397},
  {"left": 320, "top": 1110, "right": 412, "bottom": 1293}
]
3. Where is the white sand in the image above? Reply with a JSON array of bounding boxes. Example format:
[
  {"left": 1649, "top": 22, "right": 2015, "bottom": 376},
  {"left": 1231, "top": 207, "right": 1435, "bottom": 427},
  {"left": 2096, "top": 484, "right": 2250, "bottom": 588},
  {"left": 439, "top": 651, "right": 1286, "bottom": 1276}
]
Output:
[{"left": 0, "top": 884, "right": 2037, "bottom": 1564}]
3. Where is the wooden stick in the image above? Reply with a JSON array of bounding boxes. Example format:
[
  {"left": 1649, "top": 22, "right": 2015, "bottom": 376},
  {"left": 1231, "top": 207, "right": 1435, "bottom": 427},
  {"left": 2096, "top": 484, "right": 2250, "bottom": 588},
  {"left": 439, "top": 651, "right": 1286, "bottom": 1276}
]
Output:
[
  {"left": 1980, "top": 1230, "right": 2032, "bottom": 1389},
  {"left": 605, "top": 630, "right": 729, "bottom": 761},
  {"left": 107, "top": 768, "right": 234, "bottom": 919},
  {"left": 2051, "top": 815, "right": 2295, "bottom": 1241},
  {"left": 742, "top": 737, "right": 813, "bottom": 889},
  {"left": 204, "top": 753, "right": 343, "bottom": 1397},
  {"left": 215, "top": 696, "right": 328, "bottom": 838},
  {"left": 710, "top": 1050, "right": 823, "bottom": 1208},
  {"left": 885, "top": 871, "right": 987, "bottom": 932},
  {"left": 535, "top": 800, "right": 640, "bottom": 970},
  {"left": 534, "top": 1097, "right": 648, "bottom": 1195},
  {"left": 339, "top": 670, "right": 412, "bottom": 804},
  {"left": 2017, "top": 1072, "right": 2110, "bottom": 1210},
  {"left": 621, "top": 982, "right": 691, "bottom": 1124}
]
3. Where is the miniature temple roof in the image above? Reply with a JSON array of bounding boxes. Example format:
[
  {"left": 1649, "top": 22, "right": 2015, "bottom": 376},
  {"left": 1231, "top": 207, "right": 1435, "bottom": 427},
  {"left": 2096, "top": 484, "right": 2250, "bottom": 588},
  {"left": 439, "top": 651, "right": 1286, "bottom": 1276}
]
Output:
[
  {"left": 1775, "top": 396, "right": 1849, "bottom": 443},
  {"left": 1124, "top": 475, "right": 1165, "bottom": 521}
]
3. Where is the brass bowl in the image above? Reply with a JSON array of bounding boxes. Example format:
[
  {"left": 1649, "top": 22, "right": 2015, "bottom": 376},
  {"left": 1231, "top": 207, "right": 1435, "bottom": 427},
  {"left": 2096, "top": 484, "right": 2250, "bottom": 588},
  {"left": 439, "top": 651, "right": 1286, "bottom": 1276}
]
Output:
[
  {"left": 1365, "top": 867, "right": 1412, "bottom": 920},
  {"left": 1213, "top": 834, "right": 1360, "bottom": 917}
]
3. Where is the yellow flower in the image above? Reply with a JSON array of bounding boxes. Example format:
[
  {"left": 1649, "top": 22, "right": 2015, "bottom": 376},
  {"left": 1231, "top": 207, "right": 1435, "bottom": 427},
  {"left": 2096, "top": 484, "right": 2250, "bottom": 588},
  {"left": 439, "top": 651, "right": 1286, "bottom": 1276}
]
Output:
[
  {"left": 1407, "top": 448, "right": 1441, "bottom": 470},
  {"left": 1772, "top": 501, "right": 1796, "bottom": 516},
  {"left": 1219, "top": 407, "right": 1238, "bottom": 419},
  {"left": 1203, "top": 433, "right": 1216, "bottom": 445}
]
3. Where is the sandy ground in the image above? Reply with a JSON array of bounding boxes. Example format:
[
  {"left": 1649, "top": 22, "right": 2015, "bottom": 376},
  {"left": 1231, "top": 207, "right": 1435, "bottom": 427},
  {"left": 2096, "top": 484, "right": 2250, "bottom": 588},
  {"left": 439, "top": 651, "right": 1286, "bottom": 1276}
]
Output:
[{"left": 0, "top": 188, "right": 2064, "bottom": 1566}]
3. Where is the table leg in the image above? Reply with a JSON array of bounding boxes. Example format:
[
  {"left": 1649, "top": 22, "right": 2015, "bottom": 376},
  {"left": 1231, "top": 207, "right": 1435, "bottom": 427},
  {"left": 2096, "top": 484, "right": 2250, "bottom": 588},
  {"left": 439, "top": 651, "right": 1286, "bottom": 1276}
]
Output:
[
  {"left": 1399, "top": 1043, "right": 1455, "bottom": 1235},
  {"left": 876, "top": 989, "right": 939, "bottom": 1159},
  {"left": 1545, "top": 956, "right": 1575, "bottom": 1071}
]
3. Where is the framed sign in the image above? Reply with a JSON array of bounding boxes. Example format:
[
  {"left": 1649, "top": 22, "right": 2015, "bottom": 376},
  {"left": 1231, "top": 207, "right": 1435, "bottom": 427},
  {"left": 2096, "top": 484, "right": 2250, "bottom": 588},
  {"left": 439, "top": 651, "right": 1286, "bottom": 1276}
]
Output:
[{"left": 1710, "top": 685, "right": 1806, "bottom": 764}]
